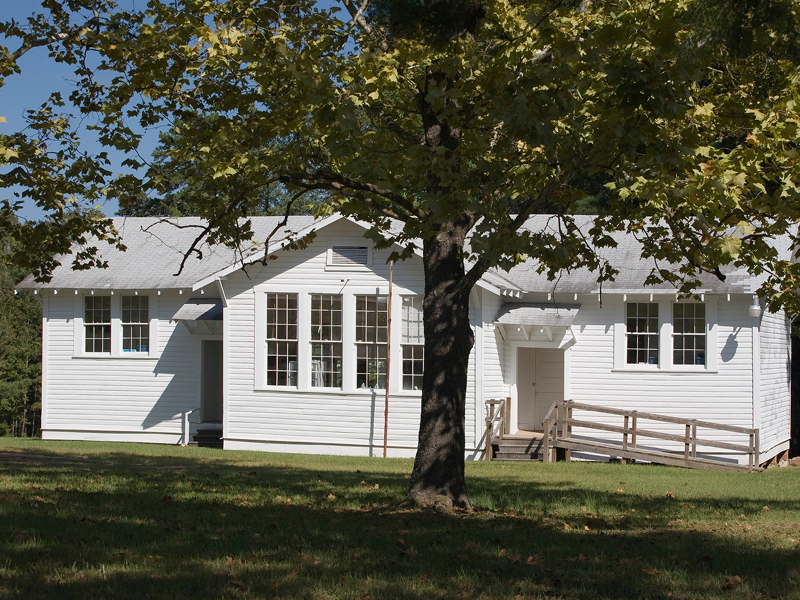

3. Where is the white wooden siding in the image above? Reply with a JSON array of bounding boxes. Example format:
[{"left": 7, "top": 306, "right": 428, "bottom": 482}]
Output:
[
  {"left": 500, "top": 294, "right": 777, "bottom": 464},
  {"left": 41, "top": 291, "right": 202, "bottom": 443},
  {"left": 759, "top": 309, "right": 791, "bottom": 457},
  {"left": 224, "top": 219, "right": 481, "bottom": 457}
]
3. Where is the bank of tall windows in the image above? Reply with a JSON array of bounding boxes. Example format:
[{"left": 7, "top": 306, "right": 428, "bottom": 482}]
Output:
[
  {"left": 401, "top": 296, "right": 424, "bottom": 390},
  {"left": 626, "top": 302, "right": 659, "bottom": 365},
  {"left": 122, "top": 296, "right": 149, "bottom": 352},
  {"left": 673, "top": 303, "right": 706, "bottom": 366},
  {"left": 266, "top": 293, "right": 298, "bottom": 386},
  {"left": 356, "top": 295, "right": 388, "bottom": 389},
  {"left": 84, "top": 296, "right": 111, "bottom": 353},
  {"left": 311, "top": 294, "right": 343, "bottom": 388}
]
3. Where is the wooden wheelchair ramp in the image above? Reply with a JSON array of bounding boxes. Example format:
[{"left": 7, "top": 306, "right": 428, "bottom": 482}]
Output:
[{"left": 540, "top": 400, "right": 762, "bottom": 472}]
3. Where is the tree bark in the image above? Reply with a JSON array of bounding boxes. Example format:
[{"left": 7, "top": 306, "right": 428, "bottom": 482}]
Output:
[{"left": 406, "top": 222, "right": 475, "bottom": 511}]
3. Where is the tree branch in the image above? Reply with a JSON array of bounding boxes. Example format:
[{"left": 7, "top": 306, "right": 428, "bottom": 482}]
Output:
[
  {"left": 9, "top": 16, "right": 101, "bottom": 61},
  {"left": 339, "top": 0, "right": 389, "bottom": 51}
]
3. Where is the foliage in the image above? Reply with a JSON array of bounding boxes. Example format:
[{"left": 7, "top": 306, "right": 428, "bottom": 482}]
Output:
[
  {"left": 2, "top": 0, "right": 800, "bottom": 505},
  {"left": 118, "top": 115, "right": 329, "bottom": 217},
  {"left": 1, "top": 440, "right": 799, "bottom": 599},
  {"left": 0, "top": 232, "right": 41, "bottom": 437}
]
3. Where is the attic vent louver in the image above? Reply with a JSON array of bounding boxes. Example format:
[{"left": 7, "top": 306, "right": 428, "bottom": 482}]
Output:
[{"left": 331, "top": 246, "right": 369, "bottom": 266}]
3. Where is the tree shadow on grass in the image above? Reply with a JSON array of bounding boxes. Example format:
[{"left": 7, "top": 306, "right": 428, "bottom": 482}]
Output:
[{"left": 0, "top": 453, "right": 798, "bottom": 600}]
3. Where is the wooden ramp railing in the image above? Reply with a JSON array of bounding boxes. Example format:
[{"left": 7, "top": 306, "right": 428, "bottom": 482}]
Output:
[
  {"left": 484, "top": 398, "right": 510, "bottom": 460},
  {"left": 543, "top": 400, "right": 762, "bottom": 472}
]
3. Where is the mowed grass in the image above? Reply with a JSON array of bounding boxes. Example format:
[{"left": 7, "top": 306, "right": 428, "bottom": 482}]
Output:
[{"left": 0, "top": 439, "right": 798, "bottom": 600}]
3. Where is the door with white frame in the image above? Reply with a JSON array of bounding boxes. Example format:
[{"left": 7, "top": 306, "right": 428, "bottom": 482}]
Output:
[{"left": 517, "top": 347, "right": 564, "bottom": 431}]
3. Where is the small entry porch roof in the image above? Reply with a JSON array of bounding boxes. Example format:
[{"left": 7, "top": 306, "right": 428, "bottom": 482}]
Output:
[
  {"left": 493, "top": 303, "right": 580, "bottom": 341},
  {"left": 173, "top": 298, "right": 223, "bottom": 335}
]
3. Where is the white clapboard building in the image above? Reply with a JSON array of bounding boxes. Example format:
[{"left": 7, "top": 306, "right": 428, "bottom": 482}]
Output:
[{"left": 18, "top": 214, "right": 792, "bottom": 467}]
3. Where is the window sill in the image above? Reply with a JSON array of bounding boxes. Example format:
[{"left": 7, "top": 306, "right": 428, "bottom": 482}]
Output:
[
  {"left": 253, "top": 387, "right": 422, "bottom": 396},
  {"left": 73, "top": 354, "right": 157, "bottom": 360},
  {"left": 611, "top": 367, "right": 718, "bottom": 374}
]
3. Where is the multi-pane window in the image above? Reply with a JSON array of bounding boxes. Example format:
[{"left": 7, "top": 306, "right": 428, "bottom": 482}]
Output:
[
  {"left": 401, "top": 296, "right": 424, "bottom": 390},
  {"left": 122, "top": 296, "right": 149, "bottom": 352},
  {"left": 84, "top": 296, "right": 111, "bottom": 353},
  {"left": 356, "top": 295, "right": 388, "bottom": 389},
  {"left": 673, "top": 303, "right": 706, "bottom": 366},
  {"left": 266, "top": 293, "right": 298, "bottom": 386},
  {"left": 311, "top": 294, "right": 342, "bottom": 388},
  {"left": 626, "top": 303, "right": 659, "bottom": 365}
]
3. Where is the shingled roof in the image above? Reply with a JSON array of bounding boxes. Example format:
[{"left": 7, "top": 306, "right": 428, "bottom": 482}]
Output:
[
  {"left": 17, "top": 216, "right": 315, "bottom": 290},
  {"left": 17, "top": 214, "right": 784, "bottom": 294}
]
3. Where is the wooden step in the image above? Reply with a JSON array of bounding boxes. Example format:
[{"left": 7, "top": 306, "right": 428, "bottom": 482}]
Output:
[
  {"left": 491, "top": 436, "right": 545, "bottom": 461},
  {"left": 193, "top": 428, "right": 223, "bottom": 449}
]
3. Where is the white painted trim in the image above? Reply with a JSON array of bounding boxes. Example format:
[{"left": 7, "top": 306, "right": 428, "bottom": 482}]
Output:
[
  {"left": 474, "top": 289, "right": 484, "bottom": 447},
  {"left": 73, "top": 291, "right": 159, "bottom": 358},
  {"left": 752, "top": 312, "right": 761, "bottom": 432},
  {"left": 253, "top": 291, "right": 268, "bottom": 391},
  {"left": 222, "top": 295, "right": 230, "bottom": 441},
  {"left": 216, "top": 278, "right": 229, "bottom": 307},
  {"left": 42, "top": 429, "right": 183, "bottom": 445},
  {"left": 507, "top": 338, "right": 570, "bottom": 433},
  {"left": 615, "top": 295, "right": 720, "bottom": 372},
  {"left": 41, "top": 295, "right": 49, "bottom": 432},
  {"left": 297, "top": 292, "right": 312, "bottom": 391},
  {"left": 341, "top": 293, "right": 357, "bottom": 392}
]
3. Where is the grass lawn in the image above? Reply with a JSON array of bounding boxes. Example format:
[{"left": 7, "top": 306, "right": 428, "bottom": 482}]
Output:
[{"left": 0, "top": 439, "right": 798, "bottom": 599}]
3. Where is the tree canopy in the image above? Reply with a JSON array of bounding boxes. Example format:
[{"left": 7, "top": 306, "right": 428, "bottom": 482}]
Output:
[{"left": 1, "top": 0, "right": 799, "bottom": 507}]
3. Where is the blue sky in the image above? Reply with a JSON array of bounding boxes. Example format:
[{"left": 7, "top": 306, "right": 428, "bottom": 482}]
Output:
[
  {"left": 2, "top": 1, "right": 162, "bottom": 221},
  {"left": 2, "top": 0, "right": 344, "bottom": 222}
]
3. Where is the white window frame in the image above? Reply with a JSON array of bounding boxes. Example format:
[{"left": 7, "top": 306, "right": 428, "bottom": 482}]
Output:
[
  {"left": 401, "top": 295, "right": 424, "bottom": 391},
  {"left": 672, "top": 301, "right": 707, "bottom": 367},
  {"left": 613, "top": 295, "right": 717, "bottom": 372},
  {"left": 310, "top": 293, "right": 343, "bottom": 389},
  {"left": 254, "top": 284, "right": 420, "bottom": 394},
  {"left": 73, "top": 292, "right": 159, "bottom": 358}
]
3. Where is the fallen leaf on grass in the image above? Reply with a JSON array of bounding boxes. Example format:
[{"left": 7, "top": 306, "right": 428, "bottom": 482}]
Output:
[
  {"left": 642, "top": 567, "right": 660, "bottom": 576},
  {"left": 665, "top": 491, "right": 675, "bottom": 499},
  {"left": 374, "top": 484, "right": 380, "bottom": 490},
  {"left": 230, "top": 580, "right": 247, "bottom": 590},
  {"left": 721, "top": 575, "right": 742, "bottom": 590},
  {"left": 762, "top": 506, "right": 770, "bottom": 512},
  {"left": 327, "top": 493, "right": 336, "bottom": 501},
  {"left": 578, "top": 553, "right": 588, "bottom": 561},
  {"left": 526, "top": 555, "right": 543, "bottom": 565},
  {"left": 360, "top": 480, "right": 366, "bottom": 485},
  {"left": 397, "top": 529, "right": 410, "bottom": 535},
  {"left": 787, "top": 568, "right": 798, "bottom": 579}
]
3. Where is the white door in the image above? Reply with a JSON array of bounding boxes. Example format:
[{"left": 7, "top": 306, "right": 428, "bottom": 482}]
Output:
[{"left": 517, "top": 348, "right": 564, "bottom": 430}]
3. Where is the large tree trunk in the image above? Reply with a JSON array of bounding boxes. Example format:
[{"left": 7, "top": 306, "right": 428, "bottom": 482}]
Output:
[{"left": 406, "top": 223, "right": 475, "bottom": 511}]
